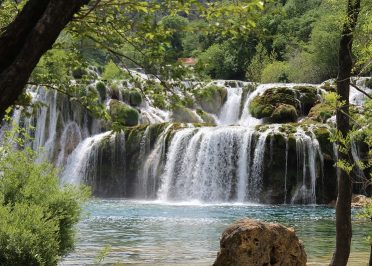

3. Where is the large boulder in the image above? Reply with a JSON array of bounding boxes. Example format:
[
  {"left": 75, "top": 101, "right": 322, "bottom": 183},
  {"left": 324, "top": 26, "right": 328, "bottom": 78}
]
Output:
[
  {"left": 194, "top": 85, "right": 227, "bottom": 114},
  {"left": 214, "top": 219, "right": 307, "bottom": 266},
  {"left": 249, "top": 86, "right": 318, "bottom": 123}
]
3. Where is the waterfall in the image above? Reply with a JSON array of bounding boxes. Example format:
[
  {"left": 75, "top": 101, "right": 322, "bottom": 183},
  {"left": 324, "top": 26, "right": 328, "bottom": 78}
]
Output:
[
  {"left": 236, "top": 130, "right": 254, "bottom": 202},
  {"left": 217, "top": 87, "right": 243, "bottom": 125},
  {"left": 284, "top": 138, "right": 289, "bottom": 204},
  {"left": 61, "top": 131, "right": 112, "bottom": 185},
  {"left": 290, "top": 127, "right": 323, "bottom": 204},
  {"left": 56, "top": 122, "right": 83, "bottom": 168},
  {"left": 249, "top": 129, "right": 270, "bottom": 200},
  {"left": 2, "top": 78, "right": 356, "bottom": 204},
  {"left": 136, "top": 124, "right": 173, "bottom": 198},
  {"left": 157, "top": 127, "right": 271, "bottom": 203}
]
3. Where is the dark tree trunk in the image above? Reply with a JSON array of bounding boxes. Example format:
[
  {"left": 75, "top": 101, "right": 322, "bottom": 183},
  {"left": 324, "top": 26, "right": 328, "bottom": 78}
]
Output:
[
  {"left": 0, "top": 0, "right": 89, "bottom": 119},
  {"left": 330, "top": 1, "right": 361, "bottom": 265}
]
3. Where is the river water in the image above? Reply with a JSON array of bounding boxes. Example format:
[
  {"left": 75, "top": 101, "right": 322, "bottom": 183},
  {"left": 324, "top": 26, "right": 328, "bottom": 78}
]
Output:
[{"left": 61, "top": 199, "right": 371, "bottom": 265}]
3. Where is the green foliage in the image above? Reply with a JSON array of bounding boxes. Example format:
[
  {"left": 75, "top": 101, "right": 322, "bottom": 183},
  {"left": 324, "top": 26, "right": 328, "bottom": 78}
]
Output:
[
  {"left": 245, "top": 42, "right": 271, "bottom": 82},
  {"left": 96, "top": 81, "right": 107, "bottom": 101},
  {"left": 0, "top": 125, "right": 89, "bottom": 266},
  {"left": 261, "top": 61, "right": 291, "bottom": 83},
  {"left": 102, "top": 60, "right": 127, "bottom": 80},
  {"left": 160, "top": 15, "right": 189, "bottom": 61}
]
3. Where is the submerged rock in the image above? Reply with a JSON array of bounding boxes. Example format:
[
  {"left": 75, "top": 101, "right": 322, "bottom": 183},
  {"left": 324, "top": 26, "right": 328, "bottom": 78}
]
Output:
[{"left": 214, "top": 219, "right": 307, "bottom": 266}]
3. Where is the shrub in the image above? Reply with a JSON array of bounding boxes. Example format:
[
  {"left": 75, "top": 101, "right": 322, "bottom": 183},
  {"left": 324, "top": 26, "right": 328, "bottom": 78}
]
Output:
[
  {"left": 96, "top": 81, "right": 107, "bottom": 101},
  {"left": 261, "top": 61, "right": 291, "bottom": 83},
  {"left": 0, "top": 129, "right": 89, "bottom": 266}
]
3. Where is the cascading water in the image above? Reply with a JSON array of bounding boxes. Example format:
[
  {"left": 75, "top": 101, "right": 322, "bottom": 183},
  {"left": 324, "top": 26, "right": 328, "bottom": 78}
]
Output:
[
  {"left": 217, "top": 86, "right": 243, "bottom": 125},
  {"left": 290, "top": 127, "right": 324, "bottom": 204},
  {"left": 5, "top": 77, "right": 370, "bottom": 204},
  {"left": 136, "top": 124, "right": 174, "bottom": 198},
  {"left": 61, "top": 131, "right": 113, "bottom": 185}
]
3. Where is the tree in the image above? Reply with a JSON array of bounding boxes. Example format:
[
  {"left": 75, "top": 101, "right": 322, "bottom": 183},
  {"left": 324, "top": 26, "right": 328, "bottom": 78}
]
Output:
[
  {"left": 0, "top": 0, "right": 264, "bottom": 119},
  {"left": 331, "top": 0, "right": 361, "bottom": 265},
  {"left": 0, "top": 0, "right": 89, "bottom": 119}
]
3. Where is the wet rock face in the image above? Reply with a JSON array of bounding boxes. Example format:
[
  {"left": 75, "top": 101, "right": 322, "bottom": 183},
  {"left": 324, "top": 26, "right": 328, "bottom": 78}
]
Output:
[
  {"left": 194, "top": 85, "right": 228, "bottom": 114},
  {"left": 214, "top": 219, "right": 307, "bottom": 266},
  {"left": 171, "top": 105, "right": 202, "bottom": 123}
]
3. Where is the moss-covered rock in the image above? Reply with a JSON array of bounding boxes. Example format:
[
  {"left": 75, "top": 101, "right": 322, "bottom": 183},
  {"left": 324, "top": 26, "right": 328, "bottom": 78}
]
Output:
[
  {"left": 320, "top": 82, "right": 336, "bottom": 92},
  {"left": 249, "top": 87, "right": 298, "bottom": 120},
  {"left": 109, "top": 84, "right": 120, "bottom": 100},
  {"left": 194, "top": 85, "right": 227, "bottom": 114},
  {"left": 293, "top": 86, "right": 319, "bottom": 112},
  {"left": 308, "top": 103, "right": 334, "bottom": 122},
  {"left": 196, "top": 109, "right": 216, "bottom": 124},
  {"left": 249, "top": 86, "right": 318, "bottom": 123},
  {"left": 129, "top": 89, "right": 143, "bottom": 106},
  {"left": 271, "top": 104, "right": 298, "bottom": 123},
  {"left": 109, "top": 99, "right": 139, "bottom": 126},
  {"left": 171, "top": 105, "right": 202, "bottom": 123}
]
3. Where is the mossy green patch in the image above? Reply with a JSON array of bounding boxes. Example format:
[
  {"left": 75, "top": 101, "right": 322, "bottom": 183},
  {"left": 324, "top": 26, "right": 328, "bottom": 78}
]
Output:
[
  {"left": 96, "top": 81, "right": 106, "bottom": 101},
  {"left": 109, "top": 99, "right": 139, "bottom": 126},
  {"left": 308, "top": 103, "right": 334, "bottom": 122},
  {"left": 365, "top": 78, "right": 372, "bottom": 89},
  {"left": 129, "top": 89, "right": 143, "bottom": 106},
  {"left": 272, "top": 104, "right": 298, "bottom": 123},
  {"left": 171, "top": 105, "right": 201, "bottom": 123}
]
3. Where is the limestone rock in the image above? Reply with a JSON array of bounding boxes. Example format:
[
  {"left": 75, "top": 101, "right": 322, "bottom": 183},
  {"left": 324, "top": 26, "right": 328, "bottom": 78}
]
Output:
[
  {"left": 194, "top": 85, "right": 227, "bottom": 114},
  {"left": 352, "top": 195, "right": 372, "bottom": 208},
  {"left": 171, "top": 105, "right": 203, "bottom": 123},
  {"left": 214, "top": 219, "right": 307, "bottom": 266}
]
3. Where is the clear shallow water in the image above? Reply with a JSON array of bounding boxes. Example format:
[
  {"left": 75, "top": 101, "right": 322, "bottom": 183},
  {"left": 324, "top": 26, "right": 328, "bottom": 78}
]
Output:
[{"left": 61, "top": 199, "right": 371, "bottom": 265}]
